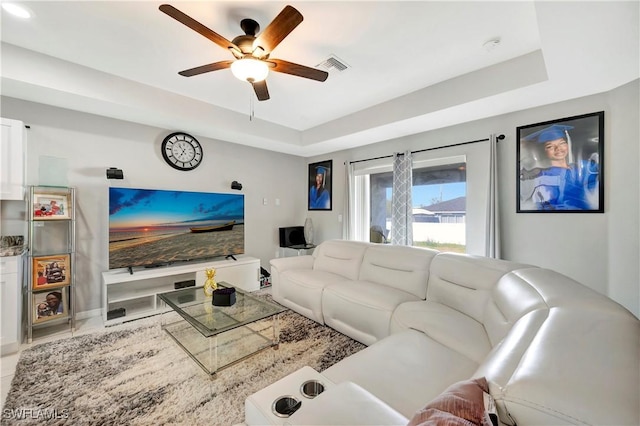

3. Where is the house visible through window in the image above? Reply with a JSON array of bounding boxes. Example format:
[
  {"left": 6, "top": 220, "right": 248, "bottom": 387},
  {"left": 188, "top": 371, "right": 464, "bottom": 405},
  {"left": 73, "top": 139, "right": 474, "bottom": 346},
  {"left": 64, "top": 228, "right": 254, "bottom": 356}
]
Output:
[{"left": 367, "top": 160, "right": 467, "bottom": 253}]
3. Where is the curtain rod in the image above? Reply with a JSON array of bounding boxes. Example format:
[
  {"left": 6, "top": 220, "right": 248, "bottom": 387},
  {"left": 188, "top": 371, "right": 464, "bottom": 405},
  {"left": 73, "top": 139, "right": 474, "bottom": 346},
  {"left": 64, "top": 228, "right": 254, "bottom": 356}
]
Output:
[{"left": 348, "top": 134, "right": 505, "bottom": 165}]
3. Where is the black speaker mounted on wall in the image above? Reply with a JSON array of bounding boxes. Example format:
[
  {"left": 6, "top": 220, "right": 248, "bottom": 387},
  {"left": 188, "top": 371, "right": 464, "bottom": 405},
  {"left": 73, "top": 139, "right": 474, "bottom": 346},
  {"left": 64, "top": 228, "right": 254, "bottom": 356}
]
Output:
[{"left": 279, "top": 226, "right": 306, "bottom": 248}]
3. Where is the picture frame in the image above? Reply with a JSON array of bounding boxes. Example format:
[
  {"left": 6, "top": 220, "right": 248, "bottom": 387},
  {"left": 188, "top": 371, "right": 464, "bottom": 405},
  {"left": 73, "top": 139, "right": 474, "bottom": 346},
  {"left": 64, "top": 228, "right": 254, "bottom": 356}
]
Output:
[
  {"left": 32, "top": 254, "right": 70, "bottom": 290},
  {"left": 32, "top": 192, "right": 71, "bottom": 219},
  {"left": 308, "top": 160, "right": 332, "bottom": 211},
  {"left": 33, "top": 287, "right": 68, "bottom": 324},
  {"left": 517, "top": 111, "right": 604, "bottom": 213}
]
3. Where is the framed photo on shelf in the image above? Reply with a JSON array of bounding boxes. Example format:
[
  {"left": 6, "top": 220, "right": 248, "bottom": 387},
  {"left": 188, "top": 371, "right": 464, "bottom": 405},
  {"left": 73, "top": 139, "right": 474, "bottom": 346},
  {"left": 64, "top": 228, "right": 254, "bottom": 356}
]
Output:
[
  {"left": 32, "top": 191, "right": 71, "bottom": 219},
  {"left": 32, "top": 254, "right": 70, "bottom": 290},
  {"left": 308, "top": 160, "right": 332, "bottom": 211},
  {"left": 516, "top": 111, "right": 604, "bottom": 213},
  {"left": 33, "top": 287, "right": 68, "bottom": 324}
]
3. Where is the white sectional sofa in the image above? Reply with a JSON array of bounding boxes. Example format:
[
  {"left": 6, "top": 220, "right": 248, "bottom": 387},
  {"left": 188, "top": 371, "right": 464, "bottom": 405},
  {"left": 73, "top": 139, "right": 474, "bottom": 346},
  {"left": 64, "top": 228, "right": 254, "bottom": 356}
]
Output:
[{"left": 247, "top": 240, "right": 640, "bottom": 426}]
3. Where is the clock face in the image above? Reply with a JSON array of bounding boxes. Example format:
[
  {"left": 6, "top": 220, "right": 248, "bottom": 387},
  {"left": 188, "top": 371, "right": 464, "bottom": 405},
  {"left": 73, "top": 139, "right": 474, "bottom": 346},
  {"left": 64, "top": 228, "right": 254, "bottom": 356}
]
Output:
[{"left": 161, "top": 132, "right": 203, "bottom": 171}]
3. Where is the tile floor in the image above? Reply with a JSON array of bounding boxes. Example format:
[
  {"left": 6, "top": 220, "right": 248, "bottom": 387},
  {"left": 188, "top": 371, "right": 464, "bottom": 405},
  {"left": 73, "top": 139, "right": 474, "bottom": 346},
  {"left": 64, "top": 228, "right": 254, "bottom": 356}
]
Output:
[{"left": 1, "top": 316, "right": 105, "bottom": 409}]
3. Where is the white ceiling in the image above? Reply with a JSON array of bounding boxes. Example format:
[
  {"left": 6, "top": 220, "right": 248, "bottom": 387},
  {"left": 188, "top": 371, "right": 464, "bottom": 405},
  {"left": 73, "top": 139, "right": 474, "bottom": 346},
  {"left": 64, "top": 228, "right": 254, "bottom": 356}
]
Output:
[{"left": 1, "top": 1, "right": 638, "bottom": 157}]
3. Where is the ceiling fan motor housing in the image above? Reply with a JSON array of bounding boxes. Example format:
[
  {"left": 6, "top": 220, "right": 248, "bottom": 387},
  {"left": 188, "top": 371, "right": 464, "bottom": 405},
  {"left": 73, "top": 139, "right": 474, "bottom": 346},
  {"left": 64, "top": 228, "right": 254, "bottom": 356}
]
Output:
[{"left": 231, "top": 34, "right": 257, "bottom": 55}]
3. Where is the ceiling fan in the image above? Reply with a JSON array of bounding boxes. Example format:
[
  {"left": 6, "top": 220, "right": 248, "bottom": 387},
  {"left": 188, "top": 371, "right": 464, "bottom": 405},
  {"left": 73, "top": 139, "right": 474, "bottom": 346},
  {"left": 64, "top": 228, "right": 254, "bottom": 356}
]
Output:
[{"left": 159, "top": 4, "right": 329, "bottom": 101}]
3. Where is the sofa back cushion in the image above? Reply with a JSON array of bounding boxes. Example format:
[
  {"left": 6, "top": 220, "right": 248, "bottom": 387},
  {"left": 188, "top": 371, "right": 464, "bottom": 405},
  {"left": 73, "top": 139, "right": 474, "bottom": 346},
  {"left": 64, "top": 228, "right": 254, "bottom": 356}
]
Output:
[
  {"left": 475, "top": 268, "right": 640, "bottom": 426},
  {"left": 313, "top": 240, "right": 369, "bottom": 280},
  {"left": 359, "top": 245, "right": 437, "bottom": 299},
  {"left": 427, "top": 253, "right": 531, "bottom": 323},
  {"left": 483, "top": 271, "right": 548, "bottom": 346}
]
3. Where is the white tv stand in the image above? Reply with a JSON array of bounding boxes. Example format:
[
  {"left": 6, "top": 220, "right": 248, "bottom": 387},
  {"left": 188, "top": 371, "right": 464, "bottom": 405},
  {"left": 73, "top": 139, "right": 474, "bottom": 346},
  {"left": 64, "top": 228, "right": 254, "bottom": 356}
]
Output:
[{"left": 101, "top": 255, "right": 260, "bottom": 326}]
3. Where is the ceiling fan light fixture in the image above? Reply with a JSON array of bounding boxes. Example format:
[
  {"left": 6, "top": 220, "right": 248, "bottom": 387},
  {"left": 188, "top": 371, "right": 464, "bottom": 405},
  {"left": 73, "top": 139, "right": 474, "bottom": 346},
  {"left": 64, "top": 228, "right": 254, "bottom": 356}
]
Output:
[
  {"left": 2, "top": 2, "right": 32, "bottom": 19},
  {"left": 231, "top": 58, "right": 269, "bottom": 82}
]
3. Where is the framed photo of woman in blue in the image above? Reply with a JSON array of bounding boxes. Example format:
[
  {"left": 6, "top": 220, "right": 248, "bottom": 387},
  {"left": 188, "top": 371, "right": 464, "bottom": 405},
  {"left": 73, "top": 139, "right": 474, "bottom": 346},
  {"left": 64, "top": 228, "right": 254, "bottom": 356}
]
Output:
[
  {"left": 308, "top": 160, "right": 332, "bottom": 211},
  {"left": 517, "top": 111, "right": 604, "bottom": 213}
]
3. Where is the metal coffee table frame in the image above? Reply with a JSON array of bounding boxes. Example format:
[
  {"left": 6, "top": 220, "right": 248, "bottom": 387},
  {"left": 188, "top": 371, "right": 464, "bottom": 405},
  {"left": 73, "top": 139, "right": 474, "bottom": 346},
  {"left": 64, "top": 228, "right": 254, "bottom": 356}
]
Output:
[{"left": 158, "top": 282, "right": 285, "bottom": 377}]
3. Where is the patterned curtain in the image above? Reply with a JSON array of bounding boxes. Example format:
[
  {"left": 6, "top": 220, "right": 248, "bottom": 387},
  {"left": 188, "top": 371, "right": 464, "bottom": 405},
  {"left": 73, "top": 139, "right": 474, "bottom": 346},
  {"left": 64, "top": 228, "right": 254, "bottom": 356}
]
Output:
[
  {"left": 391, "top": 151, "right": 413, "bottom": 245},
  {"left": 485, "top": 134, "right": 501, "bottom": 258}
]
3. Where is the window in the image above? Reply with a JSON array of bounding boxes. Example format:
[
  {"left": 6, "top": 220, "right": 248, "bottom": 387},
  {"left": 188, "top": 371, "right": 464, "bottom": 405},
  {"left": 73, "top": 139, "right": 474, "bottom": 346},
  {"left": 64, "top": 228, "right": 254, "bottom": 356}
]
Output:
[
  {"left": 367, "top": 158, "right": 467, "bottom": 252},
  {"left": 347, "top": 141, "right": 495, "bottom": 257}
]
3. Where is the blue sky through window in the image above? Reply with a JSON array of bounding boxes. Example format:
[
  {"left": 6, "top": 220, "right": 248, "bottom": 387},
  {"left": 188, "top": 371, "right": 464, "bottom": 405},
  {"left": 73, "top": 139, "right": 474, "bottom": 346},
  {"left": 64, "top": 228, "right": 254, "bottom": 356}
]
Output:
[{"left": 386, "top": 182, "right": 466, "bottom": 208}]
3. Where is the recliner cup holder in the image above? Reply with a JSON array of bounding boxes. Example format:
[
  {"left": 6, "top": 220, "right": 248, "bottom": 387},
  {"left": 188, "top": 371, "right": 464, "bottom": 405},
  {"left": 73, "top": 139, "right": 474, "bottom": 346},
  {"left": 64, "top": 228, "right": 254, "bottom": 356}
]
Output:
[
  {"left": 300, "top": 380, "right": 325, "bottom": 398},
  {"left": 272, "top": 395, "right": 301, "bottom": 418}
]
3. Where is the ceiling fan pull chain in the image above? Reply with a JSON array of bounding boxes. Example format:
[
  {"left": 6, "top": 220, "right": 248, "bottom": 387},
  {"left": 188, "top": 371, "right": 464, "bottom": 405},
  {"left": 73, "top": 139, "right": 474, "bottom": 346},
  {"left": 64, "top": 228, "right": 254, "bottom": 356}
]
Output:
[{"left": 249, "top": 90, "right": 255, "bottom": 121}]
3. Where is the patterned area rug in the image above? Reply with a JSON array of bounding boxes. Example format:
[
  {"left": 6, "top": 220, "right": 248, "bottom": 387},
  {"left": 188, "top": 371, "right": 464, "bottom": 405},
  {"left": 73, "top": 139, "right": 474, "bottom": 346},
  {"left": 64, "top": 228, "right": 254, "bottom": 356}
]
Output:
[{"left": 1, "top": 299, "right": 365, "bottom": 425}]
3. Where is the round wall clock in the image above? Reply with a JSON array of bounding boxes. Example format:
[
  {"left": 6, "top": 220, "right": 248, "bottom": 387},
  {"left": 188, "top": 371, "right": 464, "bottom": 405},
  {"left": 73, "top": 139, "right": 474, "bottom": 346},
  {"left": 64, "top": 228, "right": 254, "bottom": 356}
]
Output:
[{"left": 161, "top": 132, "right": 203, "bottom": 171}]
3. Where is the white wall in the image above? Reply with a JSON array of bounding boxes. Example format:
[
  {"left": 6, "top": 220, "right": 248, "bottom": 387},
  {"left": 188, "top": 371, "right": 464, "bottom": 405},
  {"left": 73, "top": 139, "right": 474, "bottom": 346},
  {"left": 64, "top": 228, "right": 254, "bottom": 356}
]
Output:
[
  {"left": 1, "top": 97, "right": 308, "bottom": 316},
  {"left": 309, "top": 80, "right": 639, "bottom": 318},
  {"left": 2, "top": 80, "right": 638, "bottom": 319}
]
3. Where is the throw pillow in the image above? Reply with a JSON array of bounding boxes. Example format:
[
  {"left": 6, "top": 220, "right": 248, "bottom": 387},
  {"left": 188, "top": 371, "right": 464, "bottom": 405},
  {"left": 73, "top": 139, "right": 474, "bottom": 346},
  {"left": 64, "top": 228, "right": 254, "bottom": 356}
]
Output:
[{"left": 407, "top": 377, "right": 493, "bottom": 426}]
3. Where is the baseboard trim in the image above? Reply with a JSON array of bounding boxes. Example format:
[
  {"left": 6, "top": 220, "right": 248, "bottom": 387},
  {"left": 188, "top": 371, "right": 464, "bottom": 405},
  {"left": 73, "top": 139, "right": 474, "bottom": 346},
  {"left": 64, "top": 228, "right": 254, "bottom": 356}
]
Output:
[{"left": 76, "top": 308, "right": 102, "bottom": 321}]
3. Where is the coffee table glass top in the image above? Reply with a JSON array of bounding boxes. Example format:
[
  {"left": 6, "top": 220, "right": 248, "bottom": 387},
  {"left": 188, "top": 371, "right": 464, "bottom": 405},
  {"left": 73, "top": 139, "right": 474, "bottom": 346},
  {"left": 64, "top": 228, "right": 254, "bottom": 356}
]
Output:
[{"left": 158, "top": 282, "right": 285, "bottom": 338}]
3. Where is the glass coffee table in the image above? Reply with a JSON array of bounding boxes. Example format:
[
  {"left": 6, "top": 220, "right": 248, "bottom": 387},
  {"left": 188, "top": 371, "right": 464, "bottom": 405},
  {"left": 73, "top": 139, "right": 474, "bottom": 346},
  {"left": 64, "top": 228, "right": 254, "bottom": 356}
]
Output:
[{"left": 158, "top": 282, "right": 286, "bottom": 377}]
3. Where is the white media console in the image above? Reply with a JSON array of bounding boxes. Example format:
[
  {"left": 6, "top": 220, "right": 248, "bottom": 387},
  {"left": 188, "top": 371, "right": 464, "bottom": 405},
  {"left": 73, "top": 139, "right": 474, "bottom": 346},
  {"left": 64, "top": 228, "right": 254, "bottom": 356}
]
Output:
[{"left": 101, "top": 255, "right": 260, "bottom": 326}]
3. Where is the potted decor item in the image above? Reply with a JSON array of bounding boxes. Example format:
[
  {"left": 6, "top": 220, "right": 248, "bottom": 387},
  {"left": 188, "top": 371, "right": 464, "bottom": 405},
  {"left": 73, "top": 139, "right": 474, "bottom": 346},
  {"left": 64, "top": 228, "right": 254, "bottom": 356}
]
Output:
[{"left": 203, "top": 267, "right": 217, "bottom": 296}]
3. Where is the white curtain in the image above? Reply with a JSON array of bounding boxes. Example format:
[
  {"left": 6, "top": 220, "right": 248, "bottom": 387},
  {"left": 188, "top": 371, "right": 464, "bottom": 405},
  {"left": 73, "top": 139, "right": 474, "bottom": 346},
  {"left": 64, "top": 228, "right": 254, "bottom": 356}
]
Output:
[
  {"left": 343, "top": 161, "right": 355, "bottom": 240},
  {"left": 485, "top": 134, "right": 501, "bottom": 258},
  {"left": 391, "top": 151, "right": 413, "bottom": 245}
]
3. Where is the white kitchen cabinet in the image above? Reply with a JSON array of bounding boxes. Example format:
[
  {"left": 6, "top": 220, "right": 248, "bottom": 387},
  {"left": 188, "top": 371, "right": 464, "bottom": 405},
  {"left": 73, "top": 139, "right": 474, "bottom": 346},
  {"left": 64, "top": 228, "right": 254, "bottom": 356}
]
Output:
[
  {"left": 0, "top": 118, "right": 25, "bottom": 200},
  {"left": 1, "top": 256, "right": 22, "bottom": 355}
]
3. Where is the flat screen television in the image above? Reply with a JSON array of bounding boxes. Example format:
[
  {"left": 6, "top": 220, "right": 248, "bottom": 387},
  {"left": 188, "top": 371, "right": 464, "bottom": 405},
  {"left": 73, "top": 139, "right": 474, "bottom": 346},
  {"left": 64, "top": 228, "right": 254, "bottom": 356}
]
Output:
[{"left": 108, "top": 187, "right": 244, "bottom": 270}]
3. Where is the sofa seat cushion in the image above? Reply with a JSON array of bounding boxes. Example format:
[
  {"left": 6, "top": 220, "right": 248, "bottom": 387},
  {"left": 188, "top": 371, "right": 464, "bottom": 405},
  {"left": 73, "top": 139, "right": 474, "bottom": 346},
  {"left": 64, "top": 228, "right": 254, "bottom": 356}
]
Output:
[
  {"left": 276, "top": 269, "right": 350, "bottom": 324},
  {"left": 322, "top": 280, "right": 421, "bottom": 345},
  {"left": 391, "top": 301, "right": 492, "bottom": 364},
  {"left": 322, "top": 329, "right": 480, "bottom": 418}
]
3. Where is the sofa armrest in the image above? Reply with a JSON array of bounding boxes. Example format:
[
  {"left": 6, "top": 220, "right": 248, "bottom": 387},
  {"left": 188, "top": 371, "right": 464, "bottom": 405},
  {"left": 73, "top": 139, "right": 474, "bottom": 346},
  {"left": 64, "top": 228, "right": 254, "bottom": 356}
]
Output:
[{"left": 291, "top": 381, "right": 409, "bottom": 425}]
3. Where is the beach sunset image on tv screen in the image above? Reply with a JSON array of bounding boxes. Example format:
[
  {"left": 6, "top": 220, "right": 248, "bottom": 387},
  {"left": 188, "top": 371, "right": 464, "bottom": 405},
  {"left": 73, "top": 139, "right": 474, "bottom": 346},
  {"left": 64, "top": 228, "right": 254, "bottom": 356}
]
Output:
[{"left": 108, "top": 187, "right": 244, "bottom": 270}]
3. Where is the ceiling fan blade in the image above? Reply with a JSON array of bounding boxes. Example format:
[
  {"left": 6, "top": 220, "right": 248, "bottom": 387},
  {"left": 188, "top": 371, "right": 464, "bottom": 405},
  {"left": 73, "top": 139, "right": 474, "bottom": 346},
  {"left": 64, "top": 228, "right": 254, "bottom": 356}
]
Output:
[
  {"left": 159, "top": 4, "right": 240, "bottom": 54},
  {"left": 252, "top": 80, "right": 270, "bottom": 101},
  {"left": 268, "top": 59, "right": 328, "bottom": 82},
  {"left": 252, "top": 5, "right": 303, "bottom": 55},
  {"left": 178, "top": 60, "right": 233, "bottom": 77}
]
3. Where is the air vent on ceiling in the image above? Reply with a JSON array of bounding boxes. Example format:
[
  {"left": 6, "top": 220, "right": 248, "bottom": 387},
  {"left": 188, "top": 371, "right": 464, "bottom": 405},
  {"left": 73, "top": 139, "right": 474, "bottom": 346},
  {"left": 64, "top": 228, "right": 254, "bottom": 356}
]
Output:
[{"left": 316, "top": 55, "right": 350, "bottom": 75}]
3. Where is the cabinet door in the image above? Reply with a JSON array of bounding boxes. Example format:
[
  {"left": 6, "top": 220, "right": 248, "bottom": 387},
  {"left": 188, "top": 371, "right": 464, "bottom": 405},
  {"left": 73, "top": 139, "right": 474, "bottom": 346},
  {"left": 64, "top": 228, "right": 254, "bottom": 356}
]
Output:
[
  {"left": 0, "top": 118, "right": 25, "bottom": 200},
  {"left": 0, "top": 257, "right": 20, "bottom": 355}
]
